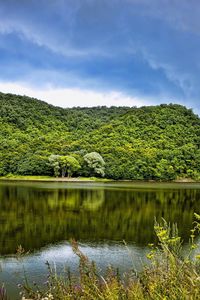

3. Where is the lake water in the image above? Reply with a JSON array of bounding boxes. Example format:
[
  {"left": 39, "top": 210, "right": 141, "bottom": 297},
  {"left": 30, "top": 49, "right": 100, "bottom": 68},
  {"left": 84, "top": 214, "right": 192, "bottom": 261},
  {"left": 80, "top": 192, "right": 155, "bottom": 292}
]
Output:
[{"left": 0, "top": 181, "right": 200, "bottom": 299}]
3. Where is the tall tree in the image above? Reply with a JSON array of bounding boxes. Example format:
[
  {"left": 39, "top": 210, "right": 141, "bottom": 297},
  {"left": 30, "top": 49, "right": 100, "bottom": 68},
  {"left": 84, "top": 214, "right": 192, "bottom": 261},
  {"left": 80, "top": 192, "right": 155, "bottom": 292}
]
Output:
[
  {"left": 83, "top": 152, "right": 105, "bottom": 177},
  {"left": 59, "top": 155, "right": 80, "bottom": 177},
  {"left": 49, "top": 155, "right": 60, "bottom": 177}
]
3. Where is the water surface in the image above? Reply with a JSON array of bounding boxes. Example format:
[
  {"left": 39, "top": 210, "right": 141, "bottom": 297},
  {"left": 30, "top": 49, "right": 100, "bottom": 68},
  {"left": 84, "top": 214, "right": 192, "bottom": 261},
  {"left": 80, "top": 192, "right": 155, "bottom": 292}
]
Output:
[{"left": 0, "top": 181, "right": 200, "bottom": 298}]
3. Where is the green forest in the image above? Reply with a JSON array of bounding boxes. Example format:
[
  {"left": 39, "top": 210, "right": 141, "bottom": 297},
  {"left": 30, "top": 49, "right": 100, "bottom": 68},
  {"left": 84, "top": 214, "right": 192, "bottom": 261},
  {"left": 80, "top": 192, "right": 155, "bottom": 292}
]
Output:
[{"left": 0, "top": 92, "right": 200, "bottom": 180}]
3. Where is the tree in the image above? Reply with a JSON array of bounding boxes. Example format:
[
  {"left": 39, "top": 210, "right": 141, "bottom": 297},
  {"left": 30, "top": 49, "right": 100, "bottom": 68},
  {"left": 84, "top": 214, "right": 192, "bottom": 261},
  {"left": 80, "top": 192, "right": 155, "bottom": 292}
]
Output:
[
  {"left": 83, "top": 152, "right": 105, "bottom": 177},
  {"left": 59, "top": 155, "right": 80, "bottom": 178},
  {"left": 48, "top": 154, "right": 60, "bottom": 177}
]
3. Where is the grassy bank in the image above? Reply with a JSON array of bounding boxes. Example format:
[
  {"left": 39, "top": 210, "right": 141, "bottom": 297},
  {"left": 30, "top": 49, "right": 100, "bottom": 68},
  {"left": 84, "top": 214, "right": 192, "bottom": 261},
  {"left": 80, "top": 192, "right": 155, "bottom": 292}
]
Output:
[
  {"left": 1, "top": 215, "right": 199, "bottom": 300},
  {"left": 0, "top": 175, "right": 112, "bottom": 182},
  {"left": 0, "top": 175, "right": 199, "bottom": 184}
]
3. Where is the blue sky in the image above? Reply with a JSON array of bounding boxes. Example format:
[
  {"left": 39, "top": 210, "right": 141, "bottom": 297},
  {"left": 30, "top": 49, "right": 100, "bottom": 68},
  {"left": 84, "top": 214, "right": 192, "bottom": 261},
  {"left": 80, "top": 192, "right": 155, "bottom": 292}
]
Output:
[{"left": 0, "top": 0, "right": 200, "bottom": 112}]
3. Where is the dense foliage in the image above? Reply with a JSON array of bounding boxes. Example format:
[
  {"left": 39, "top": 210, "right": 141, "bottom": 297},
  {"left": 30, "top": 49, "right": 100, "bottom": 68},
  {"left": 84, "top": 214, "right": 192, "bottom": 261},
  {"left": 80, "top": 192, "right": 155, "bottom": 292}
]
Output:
[{"left": 0, "top": 92, "right": 200, "bottom": 180}]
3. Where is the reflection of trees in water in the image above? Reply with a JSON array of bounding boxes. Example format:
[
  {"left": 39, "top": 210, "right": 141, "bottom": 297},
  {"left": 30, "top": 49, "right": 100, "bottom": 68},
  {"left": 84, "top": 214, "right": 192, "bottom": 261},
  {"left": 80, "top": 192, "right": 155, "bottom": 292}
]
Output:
[
  {"left": 47, "top": 189, "right": 105, "bottom": 211},
  {"left": 0, "top": 185, "right": 199, "bottom": 254}
]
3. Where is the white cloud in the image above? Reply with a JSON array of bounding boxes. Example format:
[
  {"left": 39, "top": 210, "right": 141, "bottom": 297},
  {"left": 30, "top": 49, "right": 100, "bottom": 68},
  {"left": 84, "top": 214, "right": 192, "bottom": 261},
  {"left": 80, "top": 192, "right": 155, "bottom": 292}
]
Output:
[
  {"left": 0, "top": 81, "right": 150, "bottom": 108},
  {"left": 0, "top": 81, "right": 198, "bottom": 115}
]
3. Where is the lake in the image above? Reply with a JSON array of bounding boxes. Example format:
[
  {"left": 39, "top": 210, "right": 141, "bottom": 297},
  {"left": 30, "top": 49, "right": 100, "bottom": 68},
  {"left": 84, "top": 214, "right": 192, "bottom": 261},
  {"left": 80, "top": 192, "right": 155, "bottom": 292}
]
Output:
[{"left": 0, "top": 181, "right": 200, "bottom": 299}]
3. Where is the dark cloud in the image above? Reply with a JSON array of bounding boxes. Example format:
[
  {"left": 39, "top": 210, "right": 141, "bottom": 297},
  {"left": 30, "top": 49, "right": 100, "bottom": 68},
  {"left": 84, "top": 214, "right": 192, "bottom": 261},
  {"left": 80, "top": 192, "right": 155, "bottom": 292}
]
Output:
[{"left": 0, "top": 0, "right": 199, "bottom": 111}]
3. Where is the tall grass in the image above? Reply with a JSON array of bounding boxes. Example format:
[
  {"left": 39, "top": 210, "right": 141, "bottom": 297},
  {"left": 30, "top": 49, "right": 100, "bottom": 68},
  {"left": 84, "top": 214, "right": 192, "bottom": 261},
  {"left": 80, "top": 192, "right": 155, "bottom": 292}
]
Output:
[
  {"left": 0, "top": 285, "right": 8, "bottom": 300},
  {"left": 6, "top": 214, "right": 200, "bottom": 299}
]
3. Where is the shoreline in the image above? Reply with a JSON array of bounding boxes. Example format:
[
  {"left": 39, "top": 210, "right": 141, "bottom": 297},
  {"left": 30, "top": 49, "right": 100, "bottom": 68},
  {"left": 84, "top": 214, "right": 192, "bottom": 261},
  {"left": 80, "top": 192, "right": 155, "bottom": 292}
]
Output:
[
  {"left": 0, "top": 175, "right": 199, "bottom": 184},
  {"left": 0, "top": 176, "right": 113, "bottom": 182}
]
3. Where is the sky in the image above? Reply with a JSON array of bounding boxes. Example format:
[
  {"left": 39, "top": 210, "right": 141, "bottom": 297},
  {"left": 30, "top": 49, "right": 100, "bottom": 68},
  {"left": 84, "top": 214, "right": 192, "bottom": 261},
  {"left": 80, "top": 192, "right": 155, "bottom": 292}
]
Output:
[{"left": 0, "top": 0, "right": 200, "bottom": 112}]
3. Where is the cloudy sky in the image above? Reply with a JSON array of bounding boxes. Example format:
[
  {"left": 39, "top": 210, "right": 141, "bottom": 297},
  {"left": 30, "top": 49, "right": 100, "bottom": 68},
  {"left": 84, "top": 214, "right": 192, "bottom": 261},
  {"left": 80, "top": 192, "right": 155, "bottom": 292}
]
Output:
[{"left": 0, "top": 0, "right": 199, "bottom": 112}]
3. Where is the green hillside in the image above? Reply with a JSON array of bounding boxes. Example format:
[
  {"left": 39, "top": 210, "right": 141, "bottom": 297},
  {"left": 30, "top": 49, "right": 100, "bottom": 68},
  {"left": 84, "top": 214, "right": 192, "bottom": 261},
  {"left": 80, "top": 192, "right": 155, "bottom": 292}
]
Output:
[{"left": 0, "top": 92, "right": 200, "bottom": 180}]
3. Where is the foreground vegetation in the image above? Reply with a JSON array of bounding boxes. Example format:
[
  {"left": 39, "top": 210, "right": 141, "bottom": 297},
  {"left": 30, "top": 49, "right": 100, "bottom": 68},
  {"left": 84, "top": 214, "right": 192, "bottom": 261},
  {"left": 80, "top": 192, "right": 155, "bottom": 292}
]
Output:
[
  {"left": 1, "top": 92, "right": 200, "bottom": 180},
  {"left": 1, "top": 214, "right": 199, "bottom": 300}
]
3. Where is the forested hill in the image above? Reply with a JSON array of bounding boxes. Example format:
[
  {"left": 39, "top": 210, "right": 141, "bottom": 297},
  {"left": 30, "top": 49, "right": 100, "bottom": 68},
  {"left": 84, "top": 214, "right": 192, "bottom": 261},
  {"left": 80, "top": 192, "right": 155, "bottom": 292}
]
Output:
[{"left": 0, "top": 92, "right": 200, "bottom": 180}]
